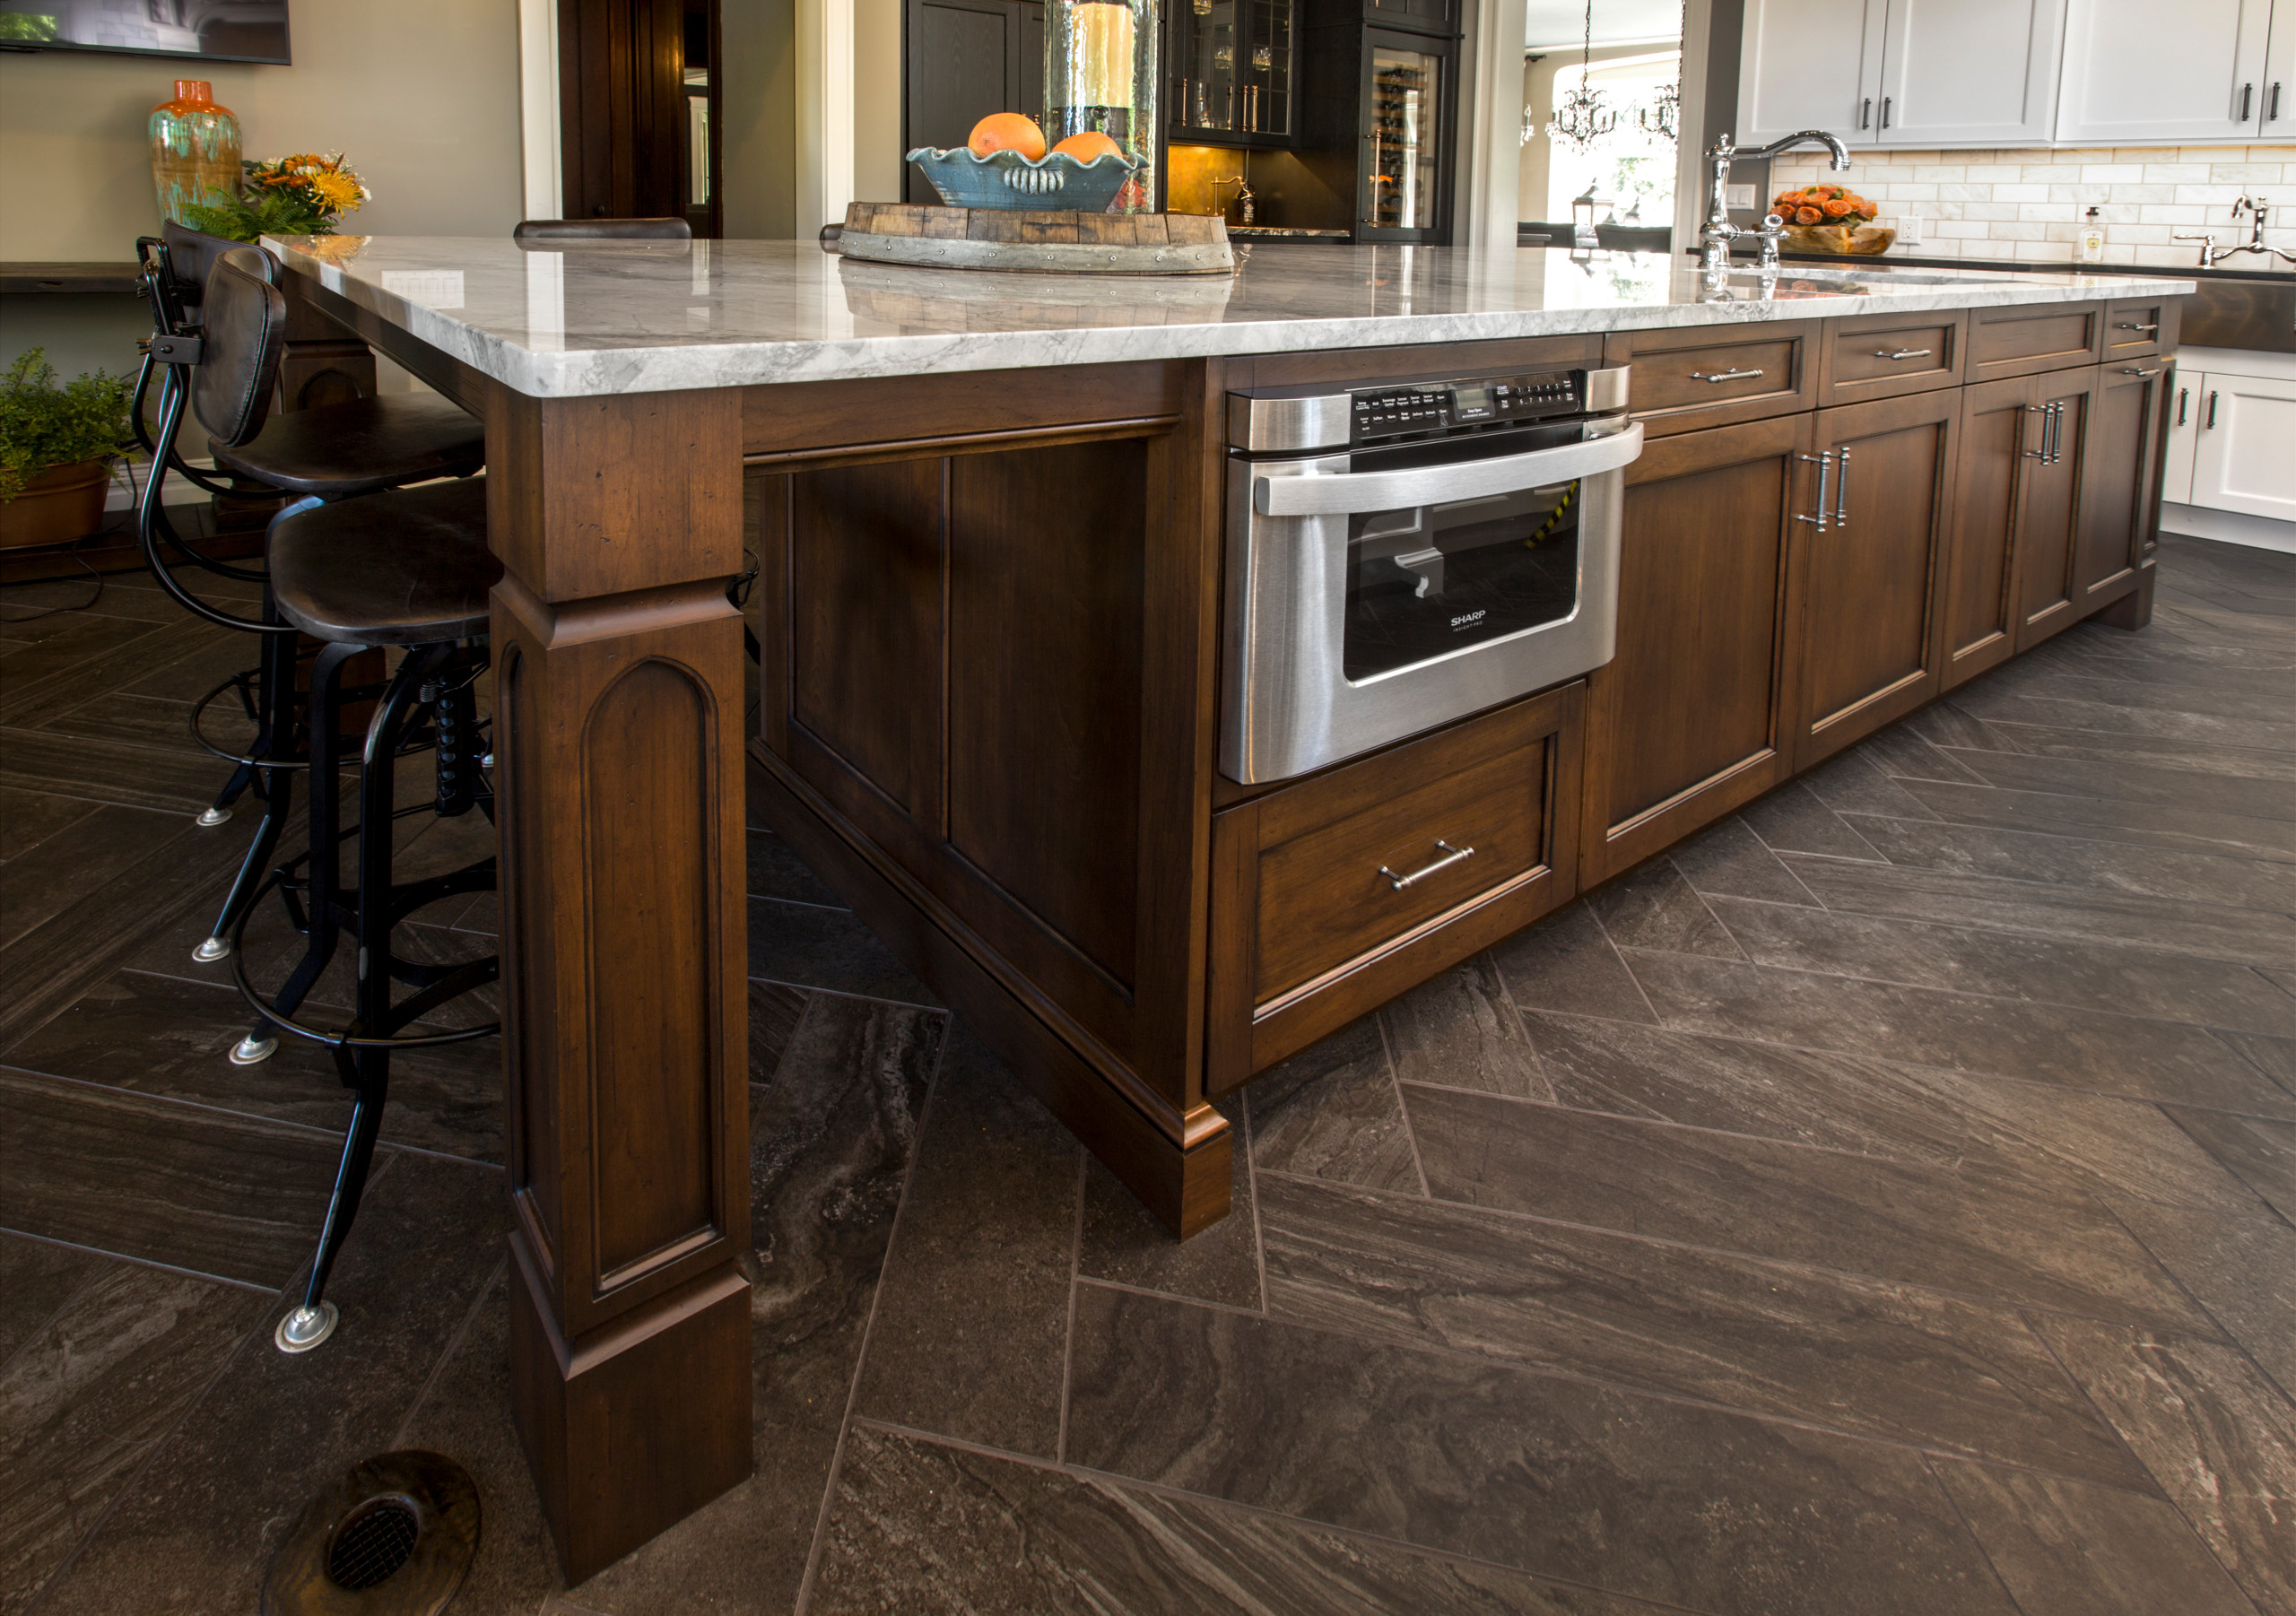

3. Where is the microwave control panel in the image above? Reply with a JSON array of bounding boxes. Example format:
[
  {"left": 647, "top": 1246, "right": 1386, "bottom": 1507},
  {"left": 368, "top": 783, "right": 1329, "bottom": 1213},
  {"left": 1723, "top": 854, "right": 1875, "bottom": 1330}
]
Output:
[{"left": 1350, "top": 369, "right": 1583, "bottom": 445}]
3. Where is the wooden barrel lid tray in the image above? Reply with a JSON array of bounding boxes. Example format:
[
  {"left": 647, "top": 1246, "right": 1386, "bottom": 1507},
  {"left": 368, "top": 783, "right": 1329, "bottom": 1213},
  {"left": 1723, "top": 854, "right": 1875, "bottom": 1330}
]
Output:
[{"left": 837, "top": 203, "right": 1236, "bottom": 276}]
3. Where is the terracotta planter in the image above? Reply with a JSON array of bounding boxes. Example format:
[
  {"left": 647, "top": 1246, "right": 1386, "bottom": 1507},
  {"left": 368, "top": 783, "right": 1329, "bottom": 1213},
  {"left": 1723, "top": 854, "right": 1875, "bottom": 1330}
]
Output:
[
  {"left": 0, "top": 460, "right": 113, "bottom": 551},
  {"left": 1783, "top": 224, "right": 1897, "bottom": 256}
]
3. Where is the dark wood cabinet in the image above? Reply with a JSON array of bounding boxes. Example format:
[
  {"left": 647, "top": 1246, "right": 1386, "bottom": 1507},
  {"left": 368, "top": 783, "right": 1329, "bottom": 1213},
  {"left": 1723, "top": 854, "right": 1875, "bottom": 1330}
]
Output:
[
  {"left": 1968, "top": 300, "right": 2106, "bottom": 384},
  {"left": 1939, "top": 375, "right": 2035, "bottom": 690},
  {"left": 1578, "top": 414, "right": 1813, "bottom": 885},
  {"left": 1818, "top": 308, "right": 1967, "bottom": 407},
  {"left": 1170, "top": 0, "right": 1299, "bottom": 145},
  {"left": 2075, "top": 359, "right": 2171, "bottom": 611},
  {"left": 1790, "top": 390, "right": 1958, "bottom": 766},
  {"left": 903, "top": 0, "right": 1044, "bottom": 204},
  {"left": 2010, "top": 367, "right": 2096, "bottom": 650},
  {"left": 1207, "top": 682, "right": 1581, "bottom": 1090},
  {"left": 1604, "top": 320, "right": 1822, "bottom": 438}
]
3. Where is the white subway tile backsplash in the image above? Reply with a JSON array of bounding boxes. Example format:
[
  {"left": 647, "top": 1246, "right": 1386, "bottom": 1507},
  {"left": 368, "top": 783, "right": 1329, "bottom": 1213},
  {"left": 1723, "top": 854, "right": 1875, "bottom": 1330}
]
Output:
[{"left": 1767, "top": 142, "right": 2296, "bottom": 265}]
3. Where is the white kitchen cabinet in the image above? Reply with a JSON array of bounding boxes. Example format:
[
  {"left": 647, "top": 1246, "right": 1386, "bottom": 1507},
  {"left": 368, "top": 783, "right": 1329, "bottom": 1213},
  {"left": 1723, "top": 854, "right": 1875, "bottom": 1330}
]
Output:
[
  {"left": 1738, "top": 0, "right": 1890, "bottom": 147},
  {"left": 2056, "top": 0, "right": 2278, "bottom": 143},
  {"left": 1739, "top": 0, "right": 2062, "bottom": 149},
  {"left": 1876, "top": 0, "right": 2067, "bottom": 145},
  {"left": 2161, "top": 369, "right": 2201, "bottom": 505},
  {"left": 2190, "top": 368, "right": 2296, "bottom": 522}
]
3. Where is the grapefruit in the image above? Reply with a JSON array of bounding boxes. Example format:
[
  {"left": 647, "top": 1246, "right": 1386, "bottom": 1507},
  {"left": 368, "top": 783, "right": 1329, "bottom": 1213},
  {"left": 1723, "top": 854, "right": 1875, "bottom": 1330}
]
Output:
[
  {"left": 969, "top": 113, "right": 1048, "bottom": 161},
  {"left": 1051, "top": 131, "right": 1125, "bottom": 163}
]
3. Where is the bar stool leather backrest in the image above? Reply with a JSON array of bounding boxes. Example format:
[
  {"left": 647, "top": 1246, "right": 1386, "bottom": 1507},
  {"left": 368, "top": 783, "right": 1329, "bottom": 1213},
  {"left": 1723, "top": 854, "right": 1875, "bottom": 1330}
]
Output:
[
  {"left": 511, "top": 217, "right": 692, "bottom": 243},
  {"left": 192, "top": 247, "right": 288, "bottom": 451},
  {"left": 161, "top": 220, "right": 266, "bottom": 306}
]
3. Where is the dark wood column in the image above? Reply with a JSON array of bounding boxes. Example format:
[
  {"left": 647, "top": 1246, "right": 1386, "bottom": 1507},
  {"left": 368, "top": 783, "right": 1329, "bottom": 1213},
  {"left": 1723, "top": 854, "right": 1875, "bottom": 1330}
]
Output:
[{"left": 486, "top": 387, "right": 752, "bottom": 1583}]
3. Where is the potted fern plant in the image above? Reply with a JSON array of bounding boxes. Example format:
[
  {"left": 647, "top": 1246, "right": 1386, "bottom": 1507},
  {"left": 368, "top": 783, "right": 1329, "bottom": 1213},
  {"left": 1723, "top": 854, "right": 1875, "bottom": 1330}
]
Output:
[{"left": 0, "top": 350, "right": 138, "bottom": 551}]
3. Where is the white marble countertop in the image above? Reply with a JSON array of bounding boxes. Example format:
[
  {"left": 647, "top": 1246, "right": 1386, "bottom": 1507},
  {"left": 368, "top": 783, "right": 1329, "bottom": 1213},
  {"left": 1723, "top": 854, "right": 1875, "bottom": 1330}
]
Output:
[{"left": 265, "top": 235, "right": 2196, "bottom": 399}]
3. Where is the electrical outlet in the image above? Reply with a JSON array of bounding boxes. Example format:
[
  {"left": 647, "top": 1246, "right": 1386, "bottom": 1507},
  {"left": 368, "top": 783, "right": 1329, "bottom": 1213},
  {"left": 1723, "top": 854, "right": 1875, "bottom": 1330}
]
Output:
[
  {"left": 1726, "top": 184, "right": 1756, "bottom": 211},
  {"left": 1897, "top": 213, "right": 1924, "bottom": 244}
]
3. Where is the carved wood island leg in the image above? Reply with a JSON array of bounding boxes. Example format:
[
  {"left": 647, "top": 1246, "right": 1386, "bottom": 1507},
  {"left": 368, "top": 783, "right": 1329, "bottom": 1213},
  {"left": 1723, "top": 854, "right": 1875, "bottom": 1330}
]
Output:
[{"left": 486, "top": 387, "right": 752, "bottom": 1583}]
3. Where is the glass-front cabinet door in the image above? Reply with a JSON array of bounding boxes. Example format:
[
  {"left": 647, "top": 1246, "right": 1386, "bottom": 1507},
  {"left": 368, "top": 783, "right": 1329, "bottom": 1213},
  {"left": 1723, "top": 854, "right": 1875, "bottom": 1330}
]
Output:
[
  {"left": 1170, "top": 0, "right": 1296, "bottom": 143},
  {"left": 1359, "top": 31, "right": 1447, "bottom": 236}
]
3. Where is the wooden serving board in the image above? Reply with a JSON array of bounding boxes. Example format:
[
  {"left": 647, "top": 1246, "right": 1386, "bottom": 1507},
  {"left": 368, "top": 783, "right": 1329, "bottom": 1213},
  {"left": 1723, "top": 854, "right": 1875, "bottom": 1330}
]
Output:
[{"left": 837, "top": 203, "right": 1235, "bottom": 275}]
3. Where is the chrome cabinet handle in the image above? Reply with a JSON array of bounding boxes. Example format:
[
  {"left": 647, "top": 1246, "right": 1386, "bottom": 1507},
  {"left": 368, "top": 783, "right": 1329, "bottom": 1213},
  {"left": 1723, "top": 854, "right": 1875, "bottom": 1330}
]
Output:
[
  {"left": 1692, "top": 368, "right": 1764, "bottom": 384},
  {"left": 1796, "top": 451, "right": 1834, "bottom": 530},
  {"left": 1835, "top": 444, "right": 1851, "bottom": 526},
  {"left": 1874, "top": 347, "right": 1933, "bottom": 361},
  {"left": 2122, "top": 366, "right": 2161, "bottom": 377},
  {"left": 2206, "top": 390, "right": 2220, "bottom": 428},
  {"left": 2024, "top": 403, "right": 2048, "bottom": 460},
  {"left": 1253, "top": 419, "right": 1643, "bottom": 516},
  {"left": 1380, "top": 840, "right": 1474, "bottom": 891},
  {"left": 2047, "top": 401, "right": 2064, "bottom": 465},
  {"left": 2116, "top": 321, "right": 2159, "bottom": 333},
  {"left": 2177, "top": 387, "right": 2188, "bottom": 425}
]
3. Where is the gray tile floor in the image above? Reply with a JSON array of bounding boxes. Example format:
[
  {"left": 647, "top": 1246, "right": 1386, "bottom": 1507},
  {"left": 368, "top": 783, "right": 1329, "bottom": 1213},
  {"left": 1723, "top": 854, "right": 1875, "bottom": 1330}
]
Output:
[{"left": 2, "top": 534, "right": 2292, "bottom": 1615}]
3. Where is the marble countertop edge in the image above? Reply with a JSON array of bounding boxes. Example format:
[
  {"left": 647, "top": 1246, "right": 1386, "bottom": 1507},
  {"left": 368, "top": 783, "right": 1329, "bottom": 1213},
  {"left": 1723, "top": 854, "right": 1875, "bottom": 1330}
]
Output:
[{"left": 266, "top": 238, "right": 2197, "bottom": 400}]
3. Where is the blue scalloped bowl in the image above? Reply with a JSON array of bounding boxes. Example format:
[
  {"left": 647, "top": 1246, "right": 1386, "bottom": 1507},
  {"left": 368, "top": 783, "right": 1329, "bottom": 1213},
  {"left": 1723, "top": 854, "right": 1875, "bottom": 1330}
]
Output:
[{"left": 905, "top": 146, "right": 1145, "bottom": 213}]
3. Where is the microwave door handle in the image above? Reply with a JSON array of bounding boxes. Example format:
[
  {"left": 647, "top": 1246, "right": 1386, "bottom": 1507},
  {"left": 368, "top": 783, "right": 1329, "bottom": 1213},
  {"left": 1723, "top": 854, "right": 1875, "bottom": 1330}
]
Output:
[{"left": 1253, "top": 419, "right": 1646, "bottom": 517}]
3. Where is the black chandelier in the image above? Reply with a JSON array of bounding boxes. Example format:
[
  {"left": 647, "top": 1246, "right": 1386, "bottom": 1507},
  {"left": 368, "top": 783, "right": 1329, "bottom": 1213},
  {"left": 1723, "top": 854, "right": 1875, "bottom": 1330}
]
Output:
[{"left": 1544, "top": 0, "right": 1616, "bottom": 150}]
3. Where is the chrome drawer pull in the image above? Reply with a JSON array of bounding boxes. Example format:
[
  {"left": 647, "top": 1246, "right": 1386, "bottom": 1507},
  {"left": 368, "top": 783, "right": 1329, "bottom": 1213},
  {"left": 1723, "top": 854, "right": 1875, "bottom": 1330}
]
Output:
[
  {"left": 1692, "top": 368, "right": 1764, "bottom": 384},
  {"left": 2122, "top": 366, "right": 2161, "bottom": 377},
  {"left": 1874, "top": 347, "right": 1933, "bottom": 361},
  {"left": 1380, "top": 840, "right": 1474, "bottom": 891},
  {"left": 1796, "top": 451, "right": 1833, "bottom": 529},
  {"left": 1835, "top": 444, "right": 1850, "bottom": 526},
  {"left": 2116, "top": 321, "right": 2160, "bottom": 333}
]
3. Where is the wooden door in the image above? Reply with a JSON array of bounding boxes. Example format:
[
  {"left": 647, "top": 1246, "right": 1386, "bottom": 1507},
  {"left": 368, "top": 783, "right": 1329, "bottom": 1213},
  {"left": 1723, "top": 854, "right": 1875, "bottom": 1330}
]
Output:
[
  {"left": 559, "top": 0, "right": 693, "bottom": 222},
  {"left": 903, "top": 0, "right": 1045, "bottom": 204},
  {"left": 2011, "top": 369, "right": 2093, "bottom": 651},
  {"left": 1793, "top": 390, "right": 1956, "bottom": 767},
  {"left": 1738, "top": 0, "right": 1889, "bottom": 143},
  {"left": 1579, "top": 413, "right": 1813, "bottom": 885},
  {"left": 2189, "top": 367, "right": 2296, "bottom": 522},
  {"left": 1876, "top": 0, "right": 2065, "bottom": 145},
  {"left": 1941, "top": 375, "right": 2039, "bottom": 691},
  {"left": 2056, "top": 0, "right": 2271, "bottom": 143},
  {"left": 2075, "top": 361, "right": 2170, "bottom": 609}
]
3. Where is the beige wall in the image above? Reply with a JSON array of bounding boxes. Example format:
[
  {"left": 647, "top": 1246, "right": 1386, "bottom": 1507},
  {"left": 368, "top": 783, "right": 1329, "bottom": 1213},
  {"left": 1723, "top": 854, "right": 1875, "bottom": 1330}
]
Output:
[
  {"left": 0, "top": 0, "right": 525, "bottom": 262},
  {"left": 854, "top": 0, "right": 903, "bottom": 209},
  {"left": 723, "top": 0, "right": 801, "bottom": 238}
]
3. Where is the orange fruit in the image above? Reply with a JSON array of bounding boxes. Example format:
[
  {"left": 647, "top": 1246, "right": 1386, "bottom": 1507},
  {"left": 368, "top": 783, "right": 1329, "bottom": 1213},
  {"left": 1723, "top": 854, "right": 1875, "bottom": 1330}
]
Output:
[
  {"left": 969, "top": 112, "right": 1047, "bottom": 161},
  {"left": 1052, "top": 131, "right": 1125, "bottom": 163}
]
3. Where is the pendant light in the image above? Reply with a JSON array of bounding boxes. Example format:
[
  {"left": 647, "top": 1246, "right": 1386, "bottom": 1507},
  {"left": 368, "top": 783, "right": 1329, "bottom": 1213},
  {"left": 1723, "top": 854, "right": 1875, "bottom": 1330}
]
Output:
[{"left": 1545, "top": 0, "right": 1616, "bottom": 151}]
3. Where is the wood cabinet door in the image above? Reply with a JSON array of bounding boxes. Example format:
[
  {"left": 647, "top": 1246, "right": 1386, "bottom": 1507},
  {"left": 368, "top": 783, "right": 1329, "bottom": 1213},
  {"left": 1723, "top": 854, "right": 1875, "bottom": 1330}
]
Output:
[
  {"left": 1941, "top": 375, "right": 2040, "bottom": 691},
  {"left": 2057, "top": 0, "right": 2271, "bottom": 143},
  {"left": 1738, "top": 0, "right": 1888, "bottom": 143},
  {"left": 2011, "top": 369, "right": 2095, "bottom": 651},
  {"left": 2189, "top": 367, "right": 2296, "bottom": 522},
  {"left": 1793, "top": 391, "right": 1956, "bottom": 767},
  {"left": 1875, "top": 0, "right": 2065, "bottom": 146},
  {"left": 2075, "top": 360, "right": 2170, "bottom": 609},
  {"left": 1579, "top": 413, "right": 1814, "bottom": 886}
]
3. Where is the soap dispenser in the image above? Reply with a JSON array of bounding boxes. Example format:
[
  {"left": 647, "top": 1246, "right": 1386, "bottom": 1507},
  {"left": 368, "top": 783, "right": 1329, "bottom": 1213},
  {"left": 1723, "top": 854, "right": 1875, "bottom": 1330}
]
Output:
[{"left": 2077, "top": 207, "right": 2106, "bottom": 264}]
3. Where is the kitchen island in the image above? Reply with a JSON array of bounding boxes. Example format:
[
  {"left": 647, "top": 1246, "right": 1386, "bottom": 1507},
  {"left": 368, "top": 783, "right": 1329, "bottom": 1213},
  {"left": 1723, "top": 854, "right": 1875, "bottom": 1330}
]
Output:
[{"left": 265, "top": 235, "right": 2193, "bottom": 1581}]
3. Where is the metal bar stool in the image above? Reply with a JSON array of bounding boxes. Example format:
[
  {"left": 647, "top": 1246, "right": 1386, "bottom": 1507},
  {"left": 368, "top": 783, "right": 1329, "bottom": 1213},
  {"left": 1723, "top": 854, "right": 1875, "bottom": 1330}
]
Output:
[{"left": 134, "top": 233, "right": 487, "bottom": 996}]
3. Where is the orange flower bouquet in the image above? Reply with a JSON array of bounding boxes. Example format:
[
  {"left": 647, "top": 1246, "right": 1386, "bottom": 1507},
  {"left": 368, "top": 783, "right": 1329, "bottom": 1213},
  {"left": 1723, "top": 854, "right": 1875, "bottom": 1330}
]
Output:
[
  {"left": 1767, "top": 183, "right": 1893, "bottom": 255},
  {"left": 180, "top": 152, "right": 372, "bottom": 244}
]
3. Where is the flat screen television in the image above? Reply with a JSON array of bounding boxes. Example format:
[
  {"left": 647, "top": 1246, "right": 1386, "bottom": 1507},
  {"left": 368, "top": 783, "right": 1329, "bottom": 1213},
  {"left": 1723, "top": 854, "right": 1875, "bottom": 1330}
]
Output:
[{"left": 0, "top": 1, "right": 291, "bottom": 66}]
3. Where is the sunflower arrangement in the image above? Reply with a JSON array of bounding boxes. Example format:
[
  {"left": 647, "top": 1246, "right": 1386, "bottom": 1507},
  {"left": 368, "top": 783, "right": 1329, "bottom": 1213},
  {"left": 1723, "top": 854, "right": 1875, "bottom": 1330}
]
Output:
[
  {"left": 179, "top": 153, "right": 373, "bottom": 244},
  {"left": 1770, "top": 183, "right": 1877, "bottom": 226}
]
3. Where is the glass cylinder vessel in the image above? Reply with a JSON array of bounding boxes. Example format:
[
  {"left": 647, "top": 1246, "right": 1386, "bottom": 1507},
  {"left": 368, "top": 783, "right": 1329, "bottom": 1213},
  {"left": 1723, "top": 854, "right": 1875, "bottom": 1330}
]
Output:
[
  {"left": 1046, "top": 0, "right": 1160, "bottom": 213},
  {"left": 149, "top": 80, "right": 241, "bottom": 227}
]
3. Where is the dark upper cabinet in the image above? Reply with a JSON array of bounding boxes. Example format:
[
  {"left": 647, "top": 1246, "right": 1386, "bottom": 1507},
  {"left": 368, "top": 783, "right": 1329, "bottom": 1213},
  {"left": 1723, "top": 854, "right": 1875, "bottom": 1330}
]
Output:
[
  {"left": 1304, "top": 22, "right": 1457, "bottom": 241},
  {"left": 903, "top": 0, "right": 1044, "bottom": 204},
  {"left": 1170, "top": 0, "right": 1300, "bottom": 144}
]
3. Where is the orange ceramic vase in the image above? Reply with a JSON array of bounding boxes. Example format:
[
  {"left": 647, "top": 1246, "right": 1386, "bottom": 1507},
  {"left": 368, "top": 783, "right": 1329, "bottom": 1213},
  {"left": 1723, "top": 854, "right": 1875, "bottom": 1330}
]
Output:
[{"left": 149, "top": 79, "right": 241, "bottom": 226}]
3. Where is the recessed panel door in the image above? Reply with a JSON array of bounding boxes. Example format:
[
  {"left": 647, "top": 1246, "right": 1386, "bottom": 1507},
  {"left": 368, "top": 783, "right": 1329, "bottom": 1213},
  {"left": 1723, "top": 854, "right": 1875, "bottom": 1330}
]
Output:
[
  {"left": 1877, "top": 0, "right": 2065, "bottom": 145},
  {"left": 1739, "top": 0, "right": 1889, "bottom": 143},
  {"left": 1794, "top": 391, "right": 1954, "bottom": 766},
  {"left": 2076, "top": 361, "right": 2170, "bottom": 606},
  {"left": 2012, "top": 373, "right": 2092, "bottom": 650},
  {"left": 2190, "top": 369, "right": 2296, "bottom": 522},
  {"left": 2056, "top": 0, "right": 2273, "bottom": 143},
  {"left": 1942, "top": 376, "right": 2039, "bottom": 690}
]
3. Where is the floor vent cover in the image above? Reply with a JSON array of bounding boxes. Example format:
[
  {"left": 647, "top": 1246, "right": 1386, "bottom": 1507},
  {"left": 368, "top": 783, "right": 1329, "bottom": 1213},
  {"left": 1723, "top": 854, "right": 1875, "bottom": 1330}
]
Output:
[{"left": 262, "top": 1450, "right": 481, "bottom": 1615}]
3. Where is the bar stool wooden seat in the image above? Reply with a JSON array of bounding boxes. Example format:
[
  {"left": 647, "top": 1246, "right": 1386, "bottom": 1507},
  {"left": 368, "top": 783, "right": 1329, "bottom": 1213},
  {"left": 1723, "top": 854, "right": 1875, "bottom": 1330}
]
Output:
[{"left": 238, "top": 476, "right": 503, "bottom": 1358}]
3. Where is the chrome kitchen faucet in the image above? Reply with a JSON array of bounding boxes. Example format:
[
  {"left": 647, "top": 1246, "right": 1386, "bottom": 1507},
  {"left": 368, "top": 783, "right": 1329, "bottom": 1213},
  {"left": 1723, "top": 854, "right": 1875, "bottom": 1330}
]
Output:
[
  {"left": 2173, "top": 195, "right": 2296, "bottom": 269},
  {"left": 1701, "top": 130, "right": 1853, "bottom": 273}
]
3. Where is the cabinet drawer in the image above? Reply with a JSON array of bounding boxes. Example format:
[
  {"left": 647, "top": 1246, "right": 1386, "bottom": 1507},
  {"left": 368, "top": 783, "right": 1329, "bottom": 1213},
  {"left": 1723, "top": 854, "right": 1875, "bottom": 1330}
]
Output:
[
  {"left": 1968, "top": 300, "right": 2105, "bottom": 381},
  {"left": 2103, "top": 296, "right": 2170, "bottom": 360},
  {"left": 1605, "top": 322, "right": 1820, "bottom": 436},
  {"left": 1821, "top": 310, "right": 1967, "bottom": 404},
  {"left": 1207, "top": 683, "right": 1582, "bottom": 1089}
]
